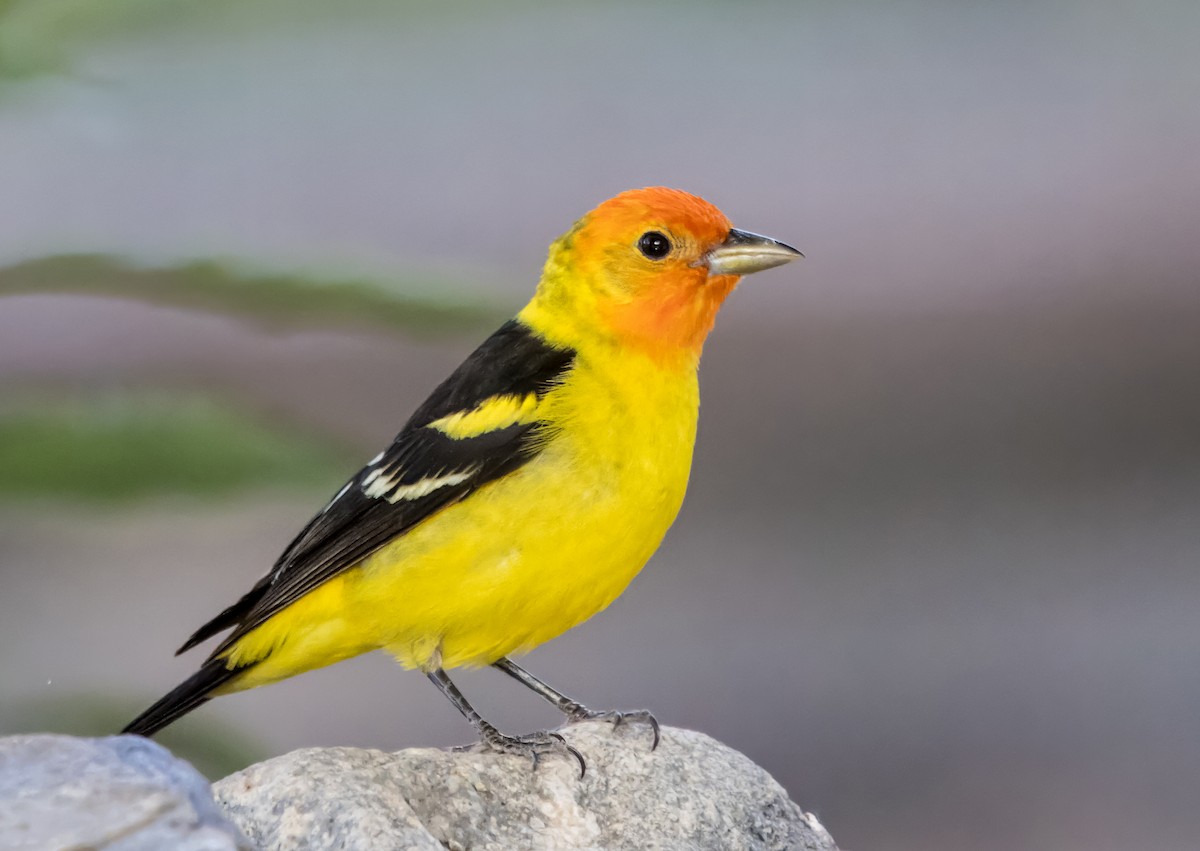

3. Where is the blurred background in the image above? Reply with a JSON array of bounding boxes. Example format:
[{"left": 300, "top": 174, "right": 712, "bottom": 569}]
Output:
[{"left": 1, "top": 1, "right": 1198, "bottom": 848}]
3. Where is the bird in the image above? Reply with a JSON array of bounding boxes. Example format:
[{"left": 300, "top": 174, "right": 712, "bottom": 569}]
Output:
[{"left": 122, "top": 187, "right": 801, "bottom": 774}]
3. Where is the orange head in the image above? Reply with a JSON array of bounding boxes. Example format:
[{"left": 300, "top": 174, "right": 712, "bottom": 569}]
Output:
[{"left": 531, "top": 187, "right": 800, "bottom": 362}]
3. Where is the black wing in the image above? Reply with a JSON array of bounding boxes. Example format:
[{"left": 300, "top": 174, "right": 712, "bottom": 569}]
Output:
[{"left": 179, "top": 319, "right": 576, "bottom": 658}]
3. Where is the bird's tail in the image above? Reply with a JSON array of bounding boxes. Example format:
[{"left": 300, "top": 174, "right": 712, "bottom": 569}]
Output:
[{"left": 122, "top": 657, "right": 240, "bottom": 737}]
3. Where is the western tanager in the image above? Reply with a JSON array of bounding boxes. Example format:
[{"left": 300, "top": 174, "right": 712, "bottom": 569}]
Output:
[{"left": 123, "top": 187, "right": 800, "bottom": 773}]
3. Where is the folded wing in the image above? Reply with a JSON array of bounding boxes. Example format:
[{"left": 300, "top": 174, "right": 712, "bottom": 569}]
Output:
[{"left": 178, "top": 319, "right": 576, "bottom": 658}]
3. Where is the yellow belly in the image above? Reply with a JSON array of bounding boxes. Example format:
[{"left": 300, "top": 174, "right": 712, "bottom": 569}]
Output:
[{"left": 224, "top": 349, "right": 698, "bottom": 690}]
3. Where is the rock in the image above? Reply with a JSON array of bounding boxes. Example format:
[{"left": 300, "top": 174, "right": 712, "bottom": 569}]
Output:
[
  {"left": 0, "top": 734, "right": 250, "bottom": 851},
  {"left": 213, "top": 722, "right": 837, "bottom": 851}
]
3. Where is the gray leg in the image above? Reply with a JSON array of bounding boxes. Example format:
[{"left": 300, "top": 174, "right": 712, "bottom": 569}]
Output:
[
  {"left": 491, "top": 657, "right": 660, "bottom": 750},
  {"left": 427, "top": 667, "right": 585, "bottom": 777}
]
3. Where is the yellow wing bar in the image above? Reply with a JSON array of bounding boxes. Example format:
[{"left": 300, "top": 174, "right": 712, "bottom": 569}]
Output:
[{"left": 427, "top": 393, "right": 541, "bottom": 440}]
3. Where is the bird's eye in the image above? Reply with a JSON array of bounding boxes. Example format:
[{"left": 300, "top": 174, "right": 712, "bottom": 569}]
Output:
[{"left": 637, "top": 231, "right": 672, "bottom": 260}]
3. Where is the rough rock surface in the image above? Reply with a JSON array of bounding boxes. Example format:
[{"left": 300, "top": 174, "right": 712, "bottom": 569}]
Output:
[
  {"left": 213, "top": 722, "right": 837, "bottom": 851},
  {"left": 0, "top": 734, "right": 249, "bottom": 851}
]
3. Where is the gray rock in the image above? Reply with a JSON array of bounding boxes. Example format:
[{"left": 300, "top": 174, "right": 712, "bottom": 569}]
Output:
[
  {"left": 0, "top": 734, "right": 250, "bottom": 851},
  {"left": 213, "top": 722, "right": 837, "bottom": 851}
]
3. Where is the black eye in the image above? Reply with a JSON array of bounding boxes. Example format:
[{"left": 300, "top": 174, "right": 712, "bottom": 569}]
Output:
[{"left": 637, "top": 231, "right": 671, "bottom": 260}]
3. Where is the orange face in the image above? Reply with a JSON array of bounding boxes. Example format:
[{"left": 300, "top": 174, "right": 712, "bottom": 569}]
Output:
[
  {"left": 562, "top": 187, "right": 742, "bottom": 358},
  {"left": 536, "top": 187, "right": 800, "bottom": 362}
]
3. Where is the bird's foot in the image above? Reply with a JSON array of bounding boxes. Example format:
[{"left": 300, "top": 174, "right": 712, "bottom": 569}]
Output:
[
  {"left": 457, "top": 726, "right": 587, "bottom": 778},
  {"left": 564, "top": 705, "right": 661, "bottom": 751}
]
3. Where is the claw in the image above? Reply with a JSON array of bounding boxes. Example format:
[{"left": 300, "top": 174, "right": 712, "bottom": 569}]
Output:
[
  {"left": 558, "top": 738, "right": 587, "bottom": 778},
  {"left": 644, "top": 712, "right": 661, "bottom": 751},
  {"left": 567, "top": 707, "right": 660, "bottom": 751},
  {"left": 471, "top": 727, "right": 587, "bottom": 778},
  {"left": 538, "top": 732, "right": 586, "bottom": 778}
]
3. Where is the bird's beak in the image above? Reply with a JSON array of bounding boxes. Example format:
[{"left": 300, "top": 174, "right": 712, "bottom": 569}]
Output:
[{"left": 703, "top": 228, "right": 803, "bottom": 277}]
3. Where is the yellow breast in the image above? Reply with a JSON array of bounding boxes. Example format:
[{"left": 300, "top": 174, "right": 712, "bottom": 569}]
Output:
[
  {"left": 224, "top": 342, "right": 700, "bottom": 686},
  {"left": 358, "top": 345, "right": 698, "bottom": 669}
]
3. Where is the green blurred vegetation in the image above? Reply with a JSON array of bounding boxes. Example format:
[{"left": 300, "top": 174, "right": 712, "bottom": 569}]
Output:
[
  {"left": 0, "top": 396, "right": 357, "bottom": 503},
  {"left": 0, "top": 254, "right": 500, "bottom": 337},
  {"left": 0, "top": 0, "right": 203, "bottom": 80},
  {"left": 0, "top": 0, "right": 469, "bottom": 81},
  {"left": 1, "top": 692, "right": 265, "bottom": 779}
]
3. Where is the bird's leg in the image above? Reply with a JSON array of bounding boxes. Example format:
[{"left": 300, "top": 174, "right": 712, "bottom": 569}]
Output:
[
  {"left": 491, "top": 657, "right": 660, "bottom": 750},
  {"left": 425, "top": 667, "right": 585, "bottom": 777}
]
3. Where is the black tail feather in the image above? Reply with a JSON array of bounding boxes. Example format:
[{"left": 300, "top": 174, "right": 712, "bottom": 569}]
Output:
[
  {"left": 175, "top": 581, "right": 269, "bottom": 656},
  {"left": 122, "top": 658, "right": 240, "bottom": 737}
]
